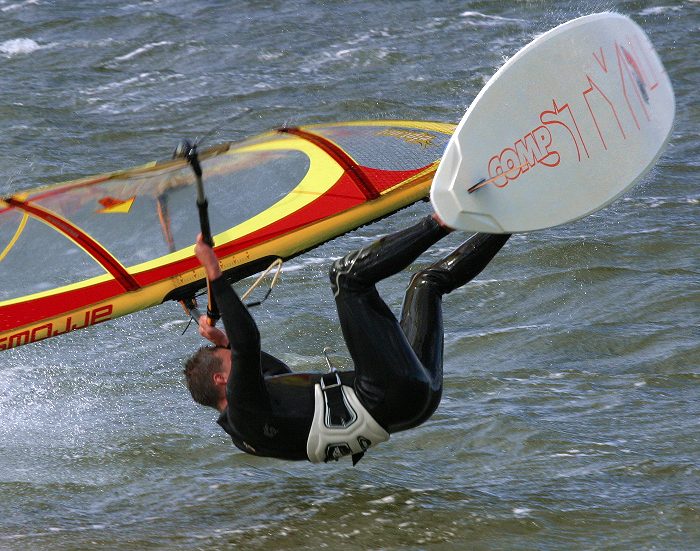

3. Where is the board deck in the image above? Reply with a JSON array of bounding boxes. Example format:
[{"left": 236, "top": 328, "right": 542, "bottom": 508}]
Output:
[{"left": 431, "top": 12, "right": 675, "bottom": 233}]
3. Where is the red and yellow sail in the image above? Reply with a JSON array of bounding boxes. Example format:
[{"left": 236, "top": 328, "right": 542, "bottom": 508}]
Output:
[{"left": 0, "top": 120, "right": 454, "bottom": 350}]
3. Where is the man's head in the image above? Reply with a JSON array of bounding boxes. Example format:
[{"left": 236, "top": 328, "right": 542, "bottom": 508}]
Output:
[{"left": 183, "top": 346, "right": 231, "bottom": 411}]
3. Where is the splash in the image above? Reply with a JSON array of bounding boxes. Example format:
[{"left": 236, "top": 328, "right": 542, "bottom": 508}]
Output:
[{"left": 0, "top": 38, "right": 40, "bottom": 56}]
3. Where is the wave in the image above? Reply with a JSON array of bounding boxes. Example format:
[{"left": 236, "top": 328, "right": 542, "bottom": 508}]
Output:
[
  {"left": 639, "top": 6, "right": 683, "bottom": 16},
  {"left": 622, "top": 195, "right": 700, "bottom": 208},
  {"left": 114, "top": 41, "right": 172, "bottom": 62},
  {"left": 1, "top": 0, "right": 38, "bottom": 12},
  {"left": 459, "top": 11, "right": 527, "bottom": 27},
  {"left": 0, "top": 38, "right": 40, "bottom": 56}
]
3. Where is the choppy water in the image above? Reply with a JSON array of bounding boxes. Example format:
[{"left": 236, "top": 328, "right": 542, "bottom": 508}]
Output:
[{"left": 1, "top": 1, "right": 698, "bottom": 549}]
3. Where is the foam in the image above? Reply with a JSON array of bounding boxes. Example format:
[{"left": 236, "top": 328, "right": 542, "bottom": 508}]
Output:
[{"left": 0, "top": 38, "right": 40, "bottom": 56}]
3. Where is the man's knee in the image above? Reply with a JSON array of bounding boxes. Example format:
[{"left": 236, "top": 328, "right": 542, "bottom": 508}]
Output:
[
  {"left": 329, "top": 249, "right": 363, "bottom": 295},
  {"left": 328, "top": 255, "right": 345, "bottom": 295},
  {"left": 408, "top": 267, "right": 451, "bottom": 295}
]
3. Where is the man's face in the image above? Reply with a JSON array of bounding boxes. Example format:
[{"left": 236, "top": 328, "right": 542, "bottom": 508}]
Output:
[{"left": 212, "top": 347, "right": 232, "bottom": 411}]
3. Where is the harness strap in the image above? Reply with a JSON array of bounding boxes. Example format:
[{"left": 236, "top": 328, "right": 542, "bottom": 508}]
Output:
[
  {"left": 307, "top": 378, "right": 390, "bottom": 465},
  {"left": 320, "top": 372, "right": 355, "bottom": 427}
]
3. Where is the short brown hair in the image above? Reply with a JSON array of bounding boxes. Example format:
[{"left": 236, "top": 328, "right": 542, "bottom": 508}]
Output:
[{"left": 184, "top": 346, "right": 224, "bottom": 409}]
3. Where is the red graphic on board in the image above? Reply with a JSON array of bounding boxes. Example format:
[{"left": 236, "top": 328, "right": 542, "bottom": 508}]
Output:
[{"left": 482, "top": 32, "right": 663, "bottom": 193}]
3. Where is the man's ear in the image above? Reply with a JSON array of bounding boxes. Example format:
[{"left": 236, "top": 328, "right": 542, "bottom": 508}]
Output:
[{"left": 213, "top": 371, "right": 227, "bottom": 386}]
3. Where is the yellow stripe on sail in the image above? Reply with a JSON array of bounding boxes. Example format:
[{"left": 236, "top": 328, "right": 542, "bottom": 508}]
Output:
[{"left": 0, "top": 211, "right": 29, "bottom": 262}]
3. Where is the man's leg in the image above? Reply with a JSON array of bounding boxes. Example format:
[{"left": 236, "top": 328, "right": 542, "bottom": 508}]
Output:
[
  {"left": 330, "top": 216, "right": 449, "bottom": 297},
  {"left": 398, "top": 232, "right": 511, "bottom": 426},
  {"left": 330, "top": 216, "right": 449, "bottom": 432}
]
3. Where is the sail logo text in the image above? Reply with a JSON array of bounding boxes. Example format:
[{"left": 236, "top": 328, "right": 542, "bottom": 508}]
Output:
[
  {"left": 376, "top": 128, "right": 436, "bottom": 148},
  {"left": 0, "top": 305, "right": 113, "bottom": 350}
]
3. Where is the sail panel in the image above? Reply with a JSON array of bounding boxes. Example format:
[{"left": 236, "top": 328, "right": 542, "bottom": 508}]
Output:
[
  {"left": 17, "top": 149, "right": 313, "bottom": 271},
  {"left": 307, "top": 122, "right": 451, "bottom": 172},
  {"left": 0, "top": 210, "right": 106, "bottom": 302}
]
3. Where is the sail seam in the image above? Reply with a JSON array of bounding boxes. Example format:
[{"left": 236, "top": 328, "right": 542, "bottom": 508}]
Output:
[
  {"left": 278, "top": 127, "right": 379, "bottom": 200},
  {"left": 4, "top": 197, "right": 140, "bottom": 292}
]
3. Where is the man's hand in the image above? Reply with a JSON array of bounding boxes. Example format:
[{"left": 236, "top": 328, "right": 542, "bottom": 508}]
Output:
[
  {"left": 194, "top": 233, "right": 222, "bottom": 281},
  {"left": 198, "top": 314, "right": 229, "bottom": 347}
]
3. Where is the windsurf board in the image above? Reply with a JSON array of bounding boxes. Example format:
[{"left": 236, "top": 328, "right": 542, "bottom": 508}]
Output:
[{"left": 431, "top": 12, "right": 675, "bottom": 233}]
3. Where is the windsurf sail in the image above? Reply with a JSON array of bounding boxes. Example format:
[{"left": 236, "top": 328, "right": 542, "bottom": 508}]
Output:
[{"left": 0, "top": 120, "right": 454, "bottom": 350}]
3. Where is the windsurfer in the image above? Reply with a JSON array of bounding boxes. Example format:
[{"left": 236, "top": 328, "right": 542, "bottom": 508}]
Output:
[{"left": 184, "top": 214, "right": 510, "bottom": 463}]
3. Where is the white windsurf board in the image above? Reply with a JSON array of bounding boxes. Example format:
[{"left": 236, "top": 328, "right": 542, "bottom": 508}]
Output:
[{"left": 431, "top": 12, "right": 675, "bottom": 233}]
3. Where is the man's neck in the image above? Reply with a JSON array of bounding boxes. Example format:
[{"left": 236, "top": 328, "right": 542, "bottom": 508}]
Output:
[{"left": 216, "top": 398, "right": 228, "bottom": 413}]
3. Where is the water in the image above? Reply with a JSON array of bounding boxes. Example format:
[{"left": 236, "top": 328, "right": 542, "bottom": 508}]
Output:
[{"left": 1, "top": 1, "right": 698, "bottom": 549}]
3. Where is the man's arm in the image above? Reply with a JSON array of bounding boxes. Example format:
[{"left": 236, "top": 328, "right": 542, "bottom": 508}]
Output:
[
  {"left": 194, "top": 234, "right": 266, "bottom": 400},
  {"left": 197, "top": 315, "right": 229, "bottom": 348}
]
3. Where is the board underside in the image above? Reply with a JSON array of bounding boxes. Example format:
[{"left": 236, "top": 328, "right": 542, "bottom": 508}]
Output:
[{"left": 431, "top": 12, "right": 675, "bottom": 233}]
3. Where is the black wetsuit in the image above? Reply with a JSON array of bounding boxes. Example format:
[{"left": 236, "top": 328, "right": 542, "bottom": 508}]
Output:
[{"left": 215, "top": 216, "right": 510, "bottom": 461}]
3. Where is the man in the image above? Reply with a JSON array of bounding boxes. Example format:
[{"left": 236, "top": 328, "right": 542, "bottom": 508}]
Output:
[{"left": 184, "top": 214, "right": 510, "bottom": 464}]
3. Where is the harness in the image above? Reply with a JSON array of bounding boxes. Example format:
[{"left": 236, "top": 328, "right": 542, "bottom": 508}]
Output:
[{"left": 306, "top": 371, "right": 389, "bottom": 465}]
